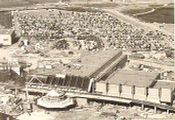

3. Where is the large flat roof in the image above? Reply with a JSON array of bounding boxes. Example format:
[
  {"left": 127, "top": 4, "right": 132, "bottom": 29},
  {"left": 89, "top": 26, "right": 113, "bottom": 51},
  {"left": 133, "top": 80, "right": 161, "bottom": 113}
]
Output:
[
  {"left": 153, "top": 80, "right": 175, "bottom": 89},
  {"left": 107, "top": 69, "right": 159, "bottom": 87},
  {"left": 61, "top": 50, "right": 120, "bottom": 77}
]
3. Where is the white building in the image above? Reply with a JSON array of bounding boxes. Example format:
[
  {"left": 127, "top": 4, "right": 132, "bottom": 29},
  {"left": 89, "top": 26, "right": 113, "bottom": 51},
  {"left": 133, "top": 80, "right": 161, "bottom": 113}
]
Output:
[{"left": 0, "top": 29, "right": 15, "bottom": 45}]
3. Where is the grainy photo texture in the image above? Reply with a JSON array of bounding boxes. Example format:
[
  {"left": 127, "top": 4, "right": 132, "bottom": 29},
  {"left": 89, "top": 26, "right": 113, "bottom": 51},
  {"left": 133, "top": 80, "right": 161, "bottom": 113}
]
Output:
[{"left": 0, "top": 0, "right": 174, "bottom": 120}]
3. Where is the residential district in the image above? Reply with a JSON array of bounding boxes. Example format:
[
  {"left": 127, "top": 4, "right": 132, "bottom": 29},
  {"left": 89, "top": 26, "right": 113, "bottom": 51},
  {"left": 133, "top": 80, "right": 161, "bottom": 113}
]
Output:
[{"left": 0, "top": 0, "right": 174, "bottom": 120}]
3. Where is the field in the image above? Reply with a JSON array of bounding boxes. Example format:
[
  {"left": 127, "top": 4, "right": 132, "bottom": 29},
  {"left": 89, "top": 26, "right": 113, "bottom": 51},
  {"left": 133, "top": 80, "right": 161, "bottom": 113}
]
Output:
[
  {"left": 0, "top": 0, "right": 30, "bottom": 8},
  {"left": 0, "top": 0, "right": 61, "bottom": 8},
  {"left": 55, "top": 6, "right": 104, "bottom": 12},
  {"left": 0, "top": 12, "right": 12, "bottom": 28},
  {"left": 122, "top": 6, "right": 174, "bottom": 24},
  {"left": 137, "top": 7, "right": 174, "bottom": 24},
  {"left": 161, "top": 24, "right": 174, "bottom": 35},
  {"left": 122, "top": 8, "right": 153, "bottom": 16},
  {"left": 79, "top": 3, "right": 118, "bottom": 8}
]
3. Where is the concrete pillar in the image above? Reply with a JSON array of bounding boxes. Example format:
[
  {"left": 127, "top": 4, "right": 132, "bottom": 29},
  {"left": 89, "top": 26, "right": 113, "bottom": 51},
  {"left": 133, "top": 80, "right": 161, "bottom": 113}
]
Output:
[
  {"left": 154, "top": 106, "right": 157, "bottom": 114},
  {"left": 167, "top": 109, "right": 170, "bottom": 114},
  {"left": 141, "top": 104, "right": 144, "bottom": 110}
]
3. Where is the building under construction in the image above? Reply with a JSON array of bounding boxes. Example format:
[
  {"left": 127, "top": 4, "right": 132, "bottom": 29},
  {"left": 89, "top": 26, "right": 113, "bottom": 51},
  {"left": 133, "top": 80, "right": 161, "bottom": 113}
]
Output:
[
  {"left": 25, "top": 49, "right": 175, "bottom": 108},
  {"left": 1, "top": 49, "right": 174, "bottom": 113},
  {"left": 26, "top": 50, "right": 127, "bottom": 93}
]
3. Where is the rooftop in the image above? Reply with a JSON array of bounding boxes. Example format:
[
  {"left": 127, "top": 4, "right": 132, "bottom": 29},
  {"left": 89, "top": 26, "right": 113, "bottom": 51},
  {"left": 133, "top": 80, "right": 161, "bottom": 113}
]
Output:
[
  {"left": 153, "top": 80, "right": 175, "bottom": 90},
  {"left": 61, "top": 50, "right": 120, "bottom": 77},
  {"left": 30, "top": 50, "right": 122, "bottom": 77},
  {"left": 0, "top": 29, "right": 14, "bottom": 35},
  {"left": 107, "top": 69, "right": 159, "bottom": 87}
]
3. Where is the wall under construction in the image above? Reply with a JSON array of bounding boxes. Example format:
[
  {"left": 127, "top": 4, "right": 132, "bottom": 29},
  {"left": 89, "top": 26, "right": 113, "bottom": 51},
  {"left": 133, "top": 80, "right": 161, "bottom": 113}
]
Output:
[
  {"left": 27, "top": 50, "right": 127, "bottom": 92},
  {"left": 27, "top": 75, "right": 92, "bottom": 92}
]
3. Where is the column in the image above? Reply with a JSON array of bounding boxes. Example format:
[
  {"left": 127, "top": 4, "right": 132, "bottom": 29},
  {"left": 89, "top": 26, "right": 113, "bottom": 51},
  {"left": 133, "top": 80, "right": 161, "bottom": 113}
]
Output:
[
  {"left": 154, "top": 106, "right": 157, "bottom": 114},
  {"left": 141, "top": 104, "right": 144, "bottom": 110},
  {"left": 167, "top": 109, "right": 170, "bottom": 114}
]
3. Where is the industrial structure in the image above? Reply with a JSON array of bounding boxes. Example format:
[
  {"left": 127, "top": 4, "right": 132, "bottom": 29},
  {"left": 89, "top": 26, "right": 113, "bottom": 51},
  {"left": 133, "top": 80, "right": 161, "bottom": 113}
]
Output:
[
  {"left": 37, "top": 90, "right": 75, "bottom": 108},
  {"left": 0, "top": 0, "right": 174, "bottom": 119},
  {"left": 20, "top": 49, "right": 175, "bottom": 113},
  {"left": 26, "top": 50, "right": 127, "bottom": 92}
]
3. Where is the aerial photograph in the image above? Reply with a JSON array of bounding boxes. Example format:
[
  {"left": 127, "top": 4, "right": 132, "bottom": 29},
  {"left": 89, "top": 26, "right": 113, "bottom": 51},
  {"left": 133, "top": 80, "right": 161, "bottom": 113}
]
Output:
[{"left": 0, "top": 0, "right": 174, "bottom": 120}]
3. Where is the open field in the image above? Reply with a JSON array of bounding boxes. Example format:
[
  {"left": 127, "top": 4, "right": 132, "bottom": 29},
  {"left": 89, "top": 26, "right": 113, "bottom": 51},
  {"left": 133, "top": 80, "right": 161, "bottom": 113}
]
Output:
[
  {"left": 78, "top": 3, "right": 118, "bottom": 8},
  {"left": 0, "top": 12, "right": 12, "bottom": 28},
  {"left": 137, "top": 7, "right": 174, "bottom": 24},
  {"left": 160, "top": 24, "right": 174, "bottom": 35},
  {"left": 122, "top": 5, "right": 174, "bottom": 24},
  {"left": 55, "top": 6, "right": 103, "bottom": 12},
  {"left": 0, "top": 0, "right": 61, "bottom": 8}
]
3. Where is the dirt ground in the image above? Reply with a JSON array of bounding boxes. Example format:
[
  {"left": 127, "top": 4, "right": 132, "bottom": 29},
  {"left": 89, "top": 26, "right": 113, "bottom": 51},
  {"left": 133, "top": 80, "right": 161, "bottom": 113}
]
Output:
[
  {"left": 159, "top": 23, "right": 174, "bottom": 36},
  {"left": 17, "top": 102, "right": 175, "bottom": 120},
  {"left": 0, "top": 2, "right": 174, "bottom": 120}
]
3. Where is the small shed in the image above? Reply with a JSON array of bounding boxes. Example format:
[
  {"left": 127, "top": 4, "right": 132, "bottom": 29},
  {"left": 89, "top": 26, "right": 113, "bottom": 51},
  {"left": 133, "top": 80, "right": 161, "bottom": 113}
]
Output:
[{"left": 0, "top": 29, "right": 15, "bottom": 45}]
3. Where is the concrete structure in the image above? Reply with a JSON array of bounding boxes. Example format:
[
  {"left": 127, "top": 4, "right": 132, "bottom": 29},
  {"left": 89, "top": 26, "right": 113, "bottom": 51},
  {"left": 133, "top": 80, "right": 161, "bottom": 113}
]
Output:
[
  {"left": 62, "top": 50, "right": 122, "bottom": 78},
  {"left": 37, "top": 90, "right": 75, "bottom": 108},
  {"left": 153, "top": 80, "right": 175, "bottom": 89},
  {"left": 22, "top": 86, "right": 175, "bottom": 113},
  {"left": 94, "top": 82, "right": 174, "bottom": 104},
  {"left": 31, "top": 50, "right": 127, "bottom": 81},
  {"left": 28, "top": 50, "right": 127, "bottom": 93},
  {"left": 107, "top": 69, "right": 159, "bottom": 87},
  {"left": 147, "top": 88, "right": 160, "bottom": 103},
  {"left": 154, "top": 80, "right": 175, "bottom": 103},
  {"left": 89, "top": 50, "right": 123, "bottom": 78},
  {"left": 99, "top": 55, "right": 127, "bottom": 81},
  {"left": 120, "top": 85, "right": 133, "bottom": 99},
  {"left": 0, "top": 29, "right": 15, "bottom": 45},
  {"left": 160, "top": 88, "right": 173, "bottom": 103},
  {"left": 95, "top": 82, "right": 107, "bottom": 95},
  {"left": 134, "top": 86, "right": 147, "bottom": 100},
  {"left": 107, "top": 83, "right": 120, "bottom": 96}
]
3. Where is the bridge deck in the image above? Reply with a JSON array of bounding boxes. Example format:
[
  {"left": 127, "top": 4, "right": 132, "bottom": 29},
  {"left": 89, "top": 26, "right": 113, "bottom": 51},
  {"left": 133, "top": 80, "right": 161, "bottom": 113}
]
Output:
[{"left": 22, "top": 88, "right": 175, "bottom": 112}]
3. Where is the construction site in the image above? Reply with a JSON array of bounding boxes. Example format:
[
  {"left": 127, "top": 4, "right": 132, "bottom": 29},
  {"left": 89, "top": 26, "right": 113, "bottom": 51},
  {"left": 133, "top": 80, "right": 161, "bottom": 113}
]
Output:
[{"left": 0, "top": 0, "right": 174, "bottom": 120}]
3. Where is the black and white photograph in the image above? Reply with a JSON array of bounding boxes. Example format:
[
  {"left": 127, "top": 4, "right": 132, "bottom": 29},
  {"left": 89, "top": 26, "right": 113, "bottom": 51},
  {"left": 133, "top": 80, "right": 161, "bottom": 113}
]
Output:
[{"left": 0, "top": 0, "right": 174, "bottom": 120}]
